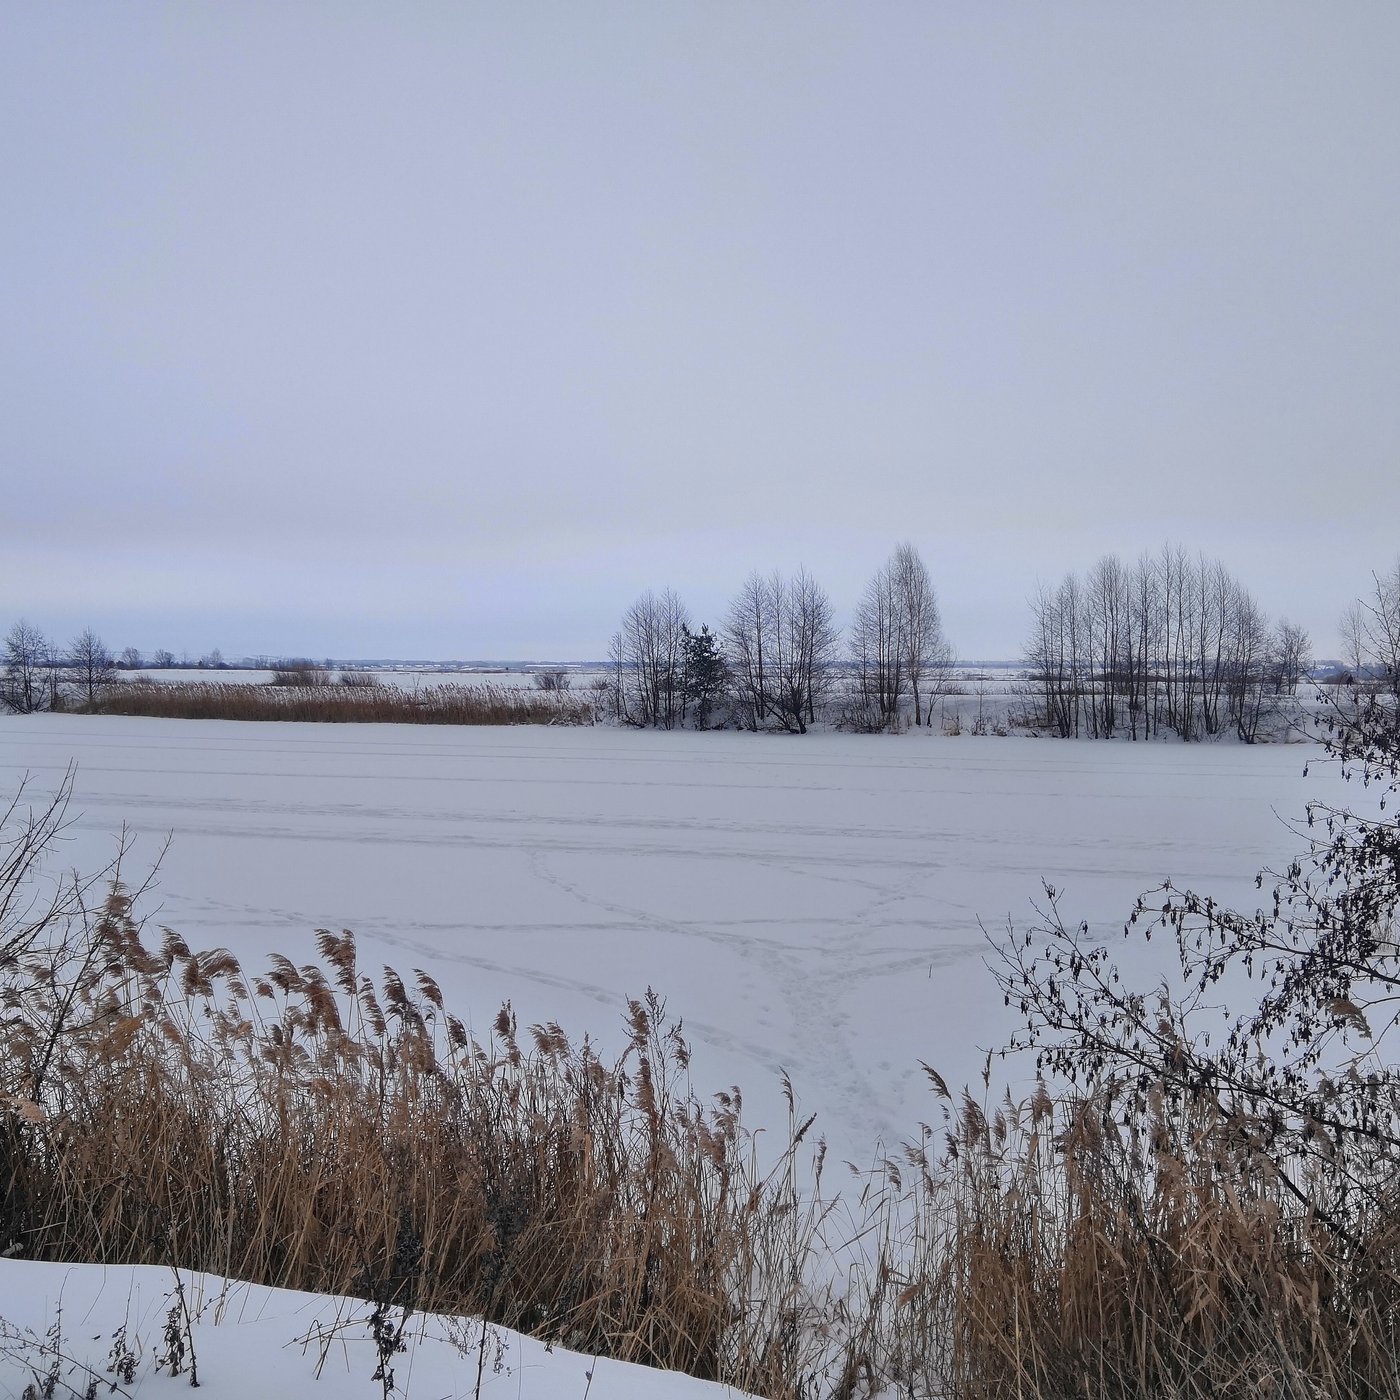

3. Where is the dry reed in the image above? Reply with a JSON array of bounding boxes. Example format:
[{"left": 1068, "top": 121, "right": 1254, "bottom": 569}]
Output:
[
  {"left": 855, "top": 1079, "right": 1400, "bottom": 1399},
  {"left": 0, "top": 788, "right": 835, "bottom": 1395},
  {"left": 90, "top": 680, "right": 597, "bottom": 726}
]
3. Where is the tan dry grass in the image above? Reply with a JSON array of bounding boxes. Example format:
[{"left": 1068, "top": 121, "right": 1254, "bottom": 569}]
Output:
[
  {"left": 857, "top": 1082, "right": 1400, "bottom": 1399},
  {"left": 0, "top": 799, "right": 833, "bottom": 1396},
  {"left": 90, "top": 680, "right": 598, "bottom": 725}
]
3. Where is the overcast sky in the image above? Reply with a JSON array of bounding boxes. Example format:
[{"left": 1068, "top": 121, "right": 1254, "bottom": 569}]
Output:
[{"left": 3, "top": 4, "right": 1397, "bottom": 660}]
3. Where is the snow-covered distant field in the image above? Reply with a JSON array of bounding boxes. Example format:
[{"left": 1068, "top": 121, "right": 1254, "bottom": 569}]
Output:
[
  {"left": 0, "top": 714, "right": 1338, "bottom": 1164},
  {"left": 127, "top": 664, "right": 1027, "bottom": 706},
  {"left": 123, "top": 665, "right": 1051, "bottom": 729},
  {"left": 130, "top": 666, "right": 601, "bottom": 690}
]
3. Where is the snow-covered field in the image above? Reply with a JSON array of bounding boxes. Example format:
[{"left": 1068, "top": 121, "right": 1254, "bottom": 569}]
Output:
[
  {"left": 129, "top": 666, "right": 606, "bottom": 690},
  {"left": 0, "top": 714, "right": 1340, "bottom": 1166},
  {"left": 0, "top": 1261, "right": 751, "bottom": 1399}
]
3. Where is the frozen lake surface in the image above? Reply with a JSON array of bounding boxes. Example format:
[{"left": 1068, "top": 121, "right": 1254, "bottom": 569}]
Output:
[{"left": 0, "top": 715, "right": 1340, "bottom": 1164}]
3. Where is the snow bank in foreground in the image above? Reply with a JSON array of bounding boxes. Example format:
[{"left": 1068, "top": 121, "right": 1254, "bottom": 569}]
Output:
[{"left": 0, "top": 1261, "right": 756, "bottom": 1399}]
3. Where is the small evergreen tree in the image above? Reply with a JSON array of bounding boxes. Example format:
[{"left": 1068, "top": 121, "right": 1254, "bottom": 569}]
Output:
[{"left": 682, "top": 625, "right": 729, "bottom": 729}]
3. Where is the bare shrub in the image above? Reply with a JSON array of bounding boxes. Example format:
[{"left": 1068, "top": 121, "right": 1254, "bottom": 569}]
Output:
[
  {"left": 957, "top": 686, "right": 1400, "bottom": 1397},
  {"left": 532, "top": 669, "right": 570, "bottom": 692},
  {"left": 270, "top": 658, "right": 330, "bottom": 686},
  {"left": 836, "top": 691, "right": 887, "bottom": 734}
]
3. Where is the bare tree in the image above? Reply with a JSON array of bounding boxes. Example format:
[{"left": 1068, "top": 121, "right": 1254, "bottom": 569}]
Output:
[
  {"left": 762, "top": 573, "right": 802, "bottom": 732},
  {"left": 607, "top": 630, "right": 628, "bottom": 724},
  {"left": 722, "top": 570, "right": 839, "bottom": 733},
  {"left": 1269, "top": 619, "right": 1312, "bottom": 696},
  {"left": 117, "top": 646, "right": 142, "bottom": 670},
  {"left": 3, "top": 621, "right": 54, "bottom": 714},
  {"left": 759, "top": 569, "right": 839, "bottom": 733},
  {"left": 1083, "top": 553, "right": 1126, "bottom": 738},
  {"left": 1124, "top": 551, "right": 1162, "bottom": 740},
  {"left": 790, "top": 568, "right": 841, "bottom": 728},
  {"left": 1221, "top": 577, "right": 1271, "bottom": 742},
  {"left": 66, "top": 628, "right": 114, "bottom": 707},
  {"left": 849, "top": 559, "right": 906, "bottom": 730},
  {"left": 1341, "top": 558, "right": 1400, "bottom": 696},
  {"left": 725, "top": 572, "right": 774, "bottom": 731},
  {"left": 1024, "top": 545, "right": 1286, "bottom": 742},
  {"left": 1158, "top": 543, "right": 1201, "bottom": 740},
  {"left": 890, "top": 543, "right": 952, "bottom": 727},
  {"left": 614, "top": 589, "right": 690, "bottom": 728},
  {"left": 848, "top": 545, "right": 954, "bottom": 731},
  {"left": 1024, "top": 577, "right": 1078, "bottom": 738}
]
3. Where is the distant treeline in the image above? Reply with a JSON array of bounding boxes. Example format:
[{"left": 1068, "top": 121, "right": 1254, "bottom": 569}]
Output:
[
  {"left": 0, "top": 629, "right": 596, "bottom": 726},
  {"left": 1025, "top": 546, "right": 1307, "bottom": 743},
  {"left": 1026, "top": 549, "right": 1400, "bottom": 742},
  {"left": 5, "top": 553, "right": 1397, "bottom": 739},
  {"left": 612, "top": 548, "right": 1400, "bottom": 741},
  {"left": 610, "top": 543, "right": 953, "bottom": 733},
  {"left": 0, "top": 624, "right": 235, "bottom": 715}
]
